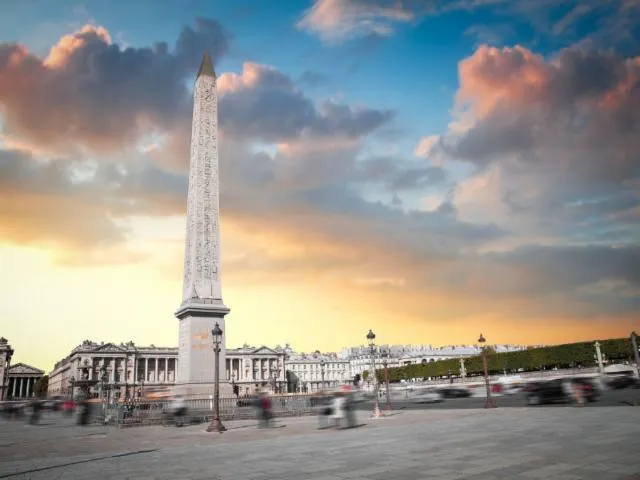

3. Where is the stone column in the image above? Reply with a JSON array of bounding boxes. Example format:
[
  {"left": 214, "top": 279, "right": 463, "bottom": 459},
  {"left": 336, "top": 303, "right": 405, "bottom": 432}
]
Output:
[
  {"left": 144, "top": 358, "right": 148, "bottom": 382},
  {"left": 154, "top": 358, "right": 159, "bottom": 383},
  {"left": 165, "top": 358, "right": 169, "bottom": 382}
]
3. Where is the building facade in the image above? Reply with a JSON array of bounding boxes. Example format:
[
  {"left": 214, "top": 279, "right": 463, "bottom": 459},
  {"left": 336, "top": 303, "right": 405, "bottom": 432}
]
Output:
[
  {"left": 6, "top": 364, "right": 45, "bottom": 399},
  {"left": 0, "top": 337, "right": 13, "bottom": 401},
  {"left": 284, "top": 349, "right": 351, "bottom": 393},
  {"left": 1, "top": 337, "right": 45, "bottom": 400},
  {"left": 48, "top": 340, "right": 287, "bottom": 399},
  {"left": 47, "top": 340, "right": 530, "bottom": 398},
  {"left": 226, "top": 345, "right": 287, "bottom": 395},
  {"left": 47, "top": 340, "right": 178, "bottom": 400}
]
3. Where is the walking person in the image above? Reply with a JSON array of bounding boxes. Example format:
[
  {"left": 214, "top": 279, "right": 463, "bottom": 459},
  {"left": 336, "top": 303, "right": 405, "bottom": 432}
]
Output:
[
  {"left": 28, "top": 399, "right": 42, "bottom": 425},
  {"left": 257, "top": 391, "right": 273, "bottom": 428},
  {"left": 172, "top": 395, "right": 187, "bottom": 427},
  {"left": 344, "top": 391, "right": 356, "bottom": 428},
  {"left": 330, "top": 392, "right": 346, "bottom": 429},
  {"left": 316, "top": 393, "right": 332, "bottom": 429}
]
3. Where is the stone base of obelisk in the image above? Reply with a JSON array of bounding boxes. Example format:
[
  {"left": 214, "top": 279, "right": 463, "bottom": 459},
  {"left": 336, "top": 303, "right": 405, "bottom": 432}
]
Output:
[{"left": 175, "top": 302, "right": 231, "bottom": 399}]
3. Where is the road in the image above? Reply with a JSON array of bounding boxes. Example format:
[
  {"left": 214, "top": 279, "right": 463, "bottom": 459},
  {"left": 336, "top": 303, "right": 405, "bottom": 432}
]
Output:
[
  {"left": 355, "top": 387, "right": 640, "bottom": 410},
  {"left": 1, "top": 404, "right": 639, "bottom": 479}
]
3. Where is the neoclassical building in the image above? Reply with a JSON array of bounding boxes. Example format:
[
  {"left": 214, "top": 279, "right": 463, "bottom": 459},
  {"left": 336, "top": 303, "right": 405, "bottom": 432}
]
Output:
[
  {"left": 285, "top": 351, "right": 351, "bottom": 393},
  {"left": 0, "top": 337, "right": 14, "bottom": 400},
  {"left": 47, "top": 340, "right": 288, "bottom": 399},
  {"left": 226, "top": 345, "right": 287, "bottom": 395},
  {"left": 47, "top": 340, "right": 179, "bottom": 400},
  {"left": 0, "top": 337, "right": 45, "bottom": 400}
]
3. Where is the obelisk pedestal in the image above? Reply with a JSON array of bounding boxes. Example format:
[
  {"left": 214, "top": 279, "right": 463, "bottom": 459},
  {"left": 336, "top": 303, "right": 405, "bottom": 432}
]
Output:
[{"left": 175, "top": 52, "right": 231, "bottom": 397}]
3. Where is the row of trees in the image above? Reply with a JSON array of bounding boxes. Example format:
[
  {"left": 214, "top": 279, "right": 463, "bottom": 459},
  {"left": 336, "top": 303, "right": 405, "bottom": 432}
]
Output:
[{"left": 371, "top": 337, "right": 637, "bottom": 383}]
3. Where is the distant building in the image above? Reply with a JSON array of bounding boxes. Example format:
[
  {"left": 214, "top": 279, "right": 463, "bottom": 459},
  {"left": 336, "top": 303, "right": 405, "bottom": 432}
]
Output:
[
  {"left": 341, "top": 344, "right": 529, "bottom": 378},
  {"left": 0, "top": 337, "right": 13, "bottom": 401},
  {"left": 285, "top": 349, "right": 351, "bottom": 393},
  {"left": 226, "top": 344, "right": 287, "bottom": 395},
  {"left": 0, "top": 337, "right": 44, "bottom": 400}
]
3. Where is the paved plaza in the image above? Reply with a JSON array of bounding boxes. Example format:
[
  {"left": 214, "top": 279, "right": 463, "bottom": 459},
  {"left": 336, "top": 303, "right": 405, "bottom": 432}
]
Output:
[{"left": 1, "top": 406, "right": 639, "bottom": 480}]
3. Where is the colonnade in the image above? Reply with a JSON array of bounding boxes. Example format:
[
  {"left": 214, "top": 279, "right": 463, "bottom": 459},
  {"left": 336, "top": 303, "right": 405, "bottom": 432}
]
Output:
[{"left": 6, "top": 375, "right": 40, "bottom": 399}]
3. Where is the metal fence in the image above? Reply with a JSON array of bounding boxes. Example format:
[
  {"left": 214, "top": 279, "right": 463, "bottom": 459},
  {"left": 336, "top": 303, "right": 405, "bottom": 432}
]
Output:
[{"left": 92, "top": 394, "right": 322, "bottom": 427}]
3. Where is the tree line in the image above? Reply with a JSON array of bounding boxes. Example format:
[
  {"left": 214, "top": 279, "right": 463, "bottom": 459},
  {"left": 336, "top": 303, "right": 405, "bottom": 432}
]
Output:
[{"left": 370, "top": 337, "right": 637, "bottom": 383}]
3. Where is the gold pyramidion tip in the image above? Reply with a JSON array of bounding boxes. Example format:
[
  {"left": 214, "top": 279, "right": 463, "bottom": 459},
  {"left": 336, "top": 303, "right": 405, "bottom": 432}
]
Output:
[{"left": 197, "top": 52, "right": 216, "bottom": 79}]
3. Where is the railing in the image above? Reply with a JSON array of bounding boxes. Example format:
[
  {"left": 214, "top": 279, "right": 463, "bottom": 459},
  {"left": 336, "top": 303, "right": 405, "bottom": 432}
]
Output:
[{"left": 91, "top": 394, "right": 323, "bottom": 427}]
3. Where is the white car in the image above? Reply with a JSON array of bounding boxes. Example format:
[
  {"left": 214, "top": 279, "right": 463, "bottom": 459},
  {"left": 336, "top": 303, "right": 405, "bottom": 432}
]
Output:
[{"left": 408, "top": 388, "right": 444, "bottom": 404}]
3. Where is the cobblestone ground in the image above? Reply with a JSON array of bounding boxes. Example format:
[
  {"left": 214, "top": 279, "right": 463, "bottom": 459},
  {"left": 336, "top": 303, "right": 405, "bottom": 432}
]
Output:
[{"left": 1, "top": 406, "right": 639, "bottom": 480}]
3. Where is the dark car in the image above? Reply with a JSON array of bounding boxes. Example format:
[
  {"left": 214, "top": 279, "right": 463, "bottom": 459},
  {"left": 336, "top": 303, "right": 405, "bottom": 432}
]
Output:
[
  {"left": 608, "top": 375, "right": 639, "bottom": 390},
  {"left": 440, "top": 387, "right": 472, "bottom": 398},
  {"left": 525, "top": 378, "right": 598, "bottom": 406}
]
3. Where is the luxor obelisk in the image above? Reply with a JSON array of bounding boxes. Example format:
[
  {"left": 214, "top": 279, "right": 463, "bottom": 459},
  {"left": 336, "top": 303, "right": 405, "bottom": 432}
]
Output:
[{"left": 175, "top": 52, "right": 230, "bottom": 396}]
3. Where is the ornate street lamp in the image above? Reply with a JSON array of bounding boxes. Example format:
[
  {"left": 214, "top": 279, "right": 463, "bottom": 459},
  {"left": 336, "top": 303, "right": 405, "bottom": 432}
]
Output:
[
  {"left": 99, "top": 365, "right": 107, "bottom": 402},
  {"left": 367, "top": 329, "right": 383, "bottom": 418},
  {"left": 478, "top": 334, "right": 495, "bottom": 409},
  {"left": 207, "top": 322, "right": 226, "bottom": 433},
  {"left": 270, "top": 366, "right": 277, "bottom": 393},
  {"left": 320, "top": 359, "right": 326, "bottom": 391}
]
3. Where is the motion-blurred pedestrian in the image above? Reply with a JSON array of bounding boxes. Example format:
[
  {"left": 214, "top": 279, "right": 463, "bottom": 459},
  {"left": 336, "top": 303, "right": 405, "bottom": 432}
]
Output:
[
  {"left": 257, "top": 391, "right": 272, "bottom": 428},
  {"left": 28, "top": 399, "right": 42, "bottom": 425}
]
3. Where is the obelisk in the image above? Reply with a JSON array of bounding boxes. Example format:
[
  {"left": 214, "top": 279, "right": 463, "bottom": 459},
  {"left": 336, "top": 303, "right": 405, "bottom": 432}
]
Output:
[{"left": 175, "top": 52, "right": 230, "bottom": 397}]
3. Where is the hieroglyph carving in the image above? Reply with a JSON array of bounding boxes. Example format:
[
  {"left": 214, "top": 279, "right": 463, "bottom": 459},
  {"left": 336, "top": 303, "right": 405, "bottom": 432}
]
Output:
[{"left": 182, "top": 73, "right": 223, "bottom": 304}]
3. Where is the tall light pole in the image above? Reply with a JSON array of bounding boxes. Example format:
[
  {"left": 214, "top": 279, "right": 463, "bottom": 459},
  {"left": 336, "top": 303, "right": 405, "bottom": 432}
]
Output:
[
  {"left": 631, "top": 332, "right": 640, "bottom": 380},
  {"left": 478, "top": 334, "right": 495, "bottom": 409},
  {"left": 594, "top": 341, "right": 605, "bottom": 374},
  {"left": 367, "top": 329, "right": 383, "bottom": 418},
  {"left": 207, "top": 322, "right": 226, "bottom": 433},
  {"left": 382, "top": 358, "right": 391, "bottom": 411},
  {"left": 320, "top": 359, "right": 326, "bottom": 391}
]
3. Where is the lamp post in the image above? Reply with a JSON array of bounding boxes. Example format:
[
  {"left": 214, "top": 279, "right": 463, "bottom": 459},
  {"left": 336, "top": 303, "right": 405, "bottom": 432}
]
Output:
[
  {"left": 594, "top": 341, "right": 605, "bottom": 374},
  {"left": 478, "top": 334, "right": 495, "bottom": 409},
  {"left": 99, "top": 365, "right": 107, "bottom": 400},
  {"left": 382, "top": 358, "right": 391, "bottom": 411},
  {"left": 70, "top": 376, "right": 75, "bottom": 400},
  {"left": 207, "top": 322, "right": 226, "bottom": 433},
  {"left": 270, "top": 367, "right": 277, "bottom": 393},
  {"left": 367, "top": 329, "right": 383, "bottom": 418},
  {"left": 631, "top": 332, "right": 640, "bottom": 380},
  {"left": 320, "top": 359, "right": 326, "bottom": 391}
]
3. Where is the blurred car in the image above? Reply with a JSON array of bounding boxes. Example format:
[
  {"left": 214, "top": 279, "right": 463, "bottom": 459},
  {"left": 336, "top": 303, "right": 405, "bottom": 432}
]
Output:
[
  {"left": 409, "top": 388, "right": 444, "bottom": 404},
  {"left": 439, "top": 387, "right": 472, "bottom": 398},
  {"left": 525, "top": 378, "right": 598, "bottom": 406},
  {"left": 42, "top": 397, "right": 64, "bottom": 411},
  {"left": 607, "top": 375, "right": 639, "bottom": 390}
]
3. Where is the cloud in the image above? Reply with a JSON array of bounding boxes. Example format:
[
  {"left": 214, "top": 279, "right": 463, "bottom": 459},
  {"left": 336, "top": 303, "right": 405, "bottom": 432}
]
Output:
[
  {"left": 2, "top": 19, "right": 638, "bottom": 327},
  {"left": 297, "top": 0, "right": 417, "bottom": 43},
  {"left": 0, "top": 147, "right": 187, "bottom": 264},
  {"left": 297, "top": 0, "right": 640, "bottom": 53},
  {"left": 218, "top": 62, "right": 394, "bottom": 143},
  {"left": 0, "top": 19, "right": 230, "bottom": 156},
  {"left": 420, "top": 43, "right": 640, "bottom": 271}
]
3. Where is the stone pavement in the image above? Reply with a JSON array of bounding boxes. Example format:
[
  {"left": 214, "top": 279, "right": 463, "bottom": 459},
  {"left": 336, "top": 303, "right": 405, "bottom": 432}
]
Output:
[{"left": 0, "top": 406, "right": 639, "bottom": 479}]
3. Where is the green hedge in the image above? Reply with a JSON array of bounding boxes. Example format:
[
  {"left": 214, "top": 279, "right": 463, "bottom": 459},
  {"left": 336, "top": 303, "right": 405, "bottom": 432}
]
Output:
[{"left": 372, "top": 337, "right": 636, "bottom": 382}]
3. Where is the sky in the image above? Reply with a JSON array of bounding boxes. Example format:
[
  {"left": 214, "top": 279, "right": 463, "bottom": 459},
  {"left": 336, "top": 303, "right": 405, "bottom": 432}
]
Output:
[{"left": 0, "top": 0, "right": 639, "bottom": 372}]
